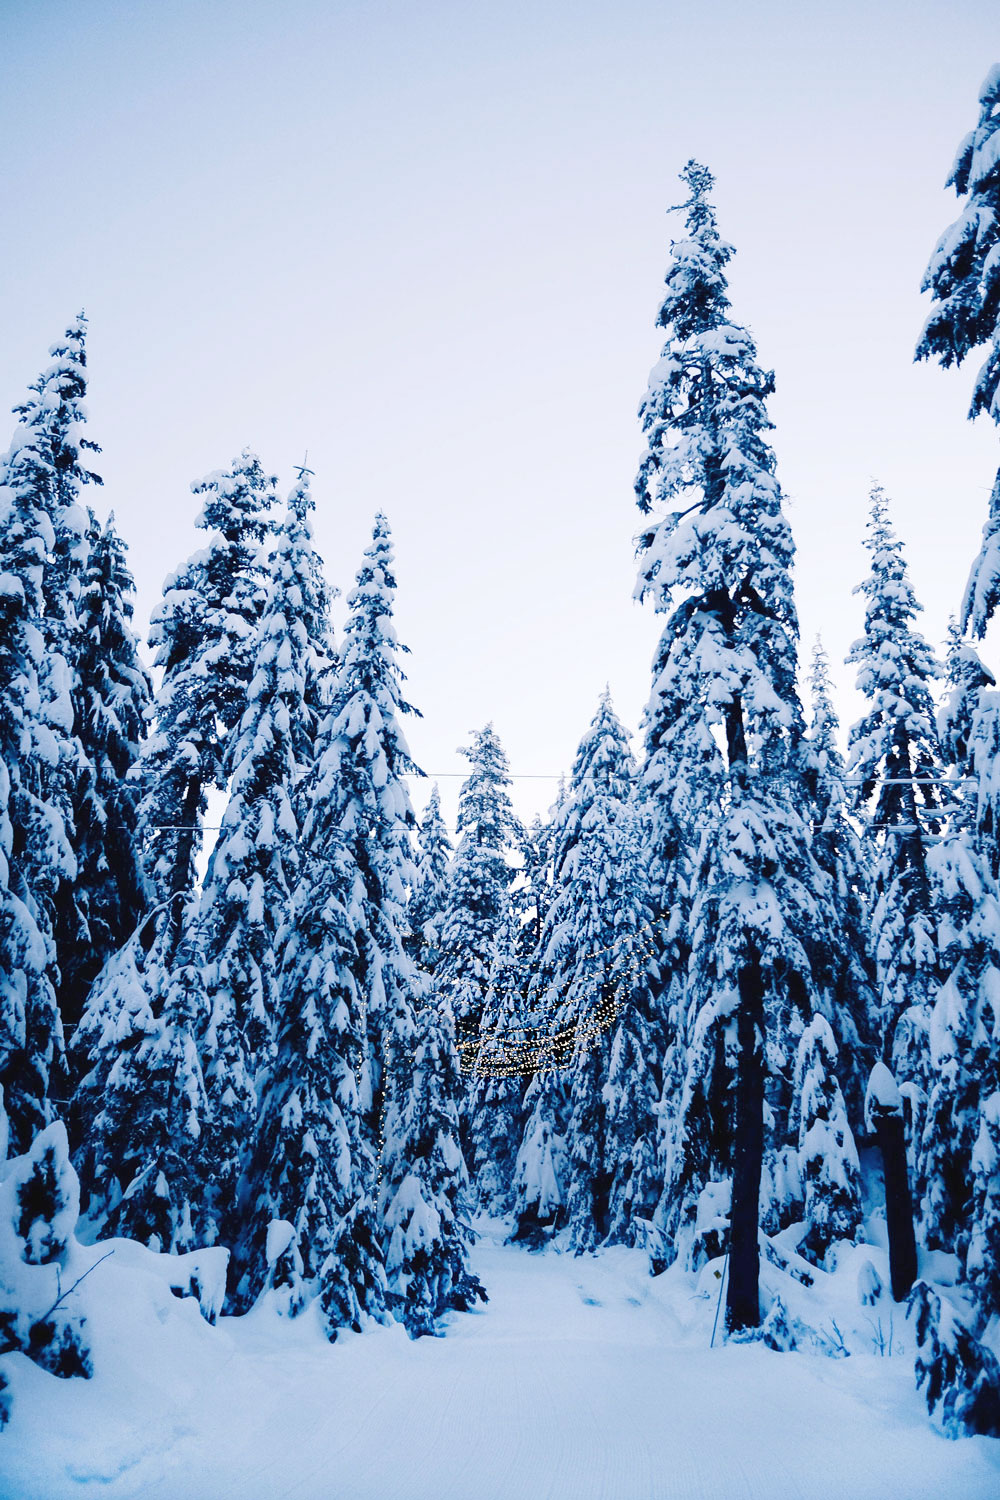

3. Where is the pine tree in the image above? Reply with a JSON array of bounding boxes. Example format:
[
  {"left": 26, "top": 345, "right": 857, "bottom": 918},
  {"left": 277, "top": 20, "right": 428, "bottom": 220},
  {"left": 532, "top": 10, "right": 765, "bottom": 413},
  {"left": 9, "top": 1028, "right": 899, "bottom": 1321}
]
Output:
[
  {"left": 379, "top": 988, "right": 486, "bottom": 1335},
  {"left": 436, "top": 725, "right": 522, "bottom": 1044},
  {"left": 465, "top": 906, "right": 531, "bottom": 1217},
  {"left": 791, "top": 1016, "right": 862, "bottom": 1263},
  {"left": 320, "top": 517, "right": 477, "bottom": 1328},
  {"left": 800, "top": 639, "right": 878, "bottom": 1125},
  {"left": 0, "top": 1111, "right": 92, "bottom": 1403},
  {"left": 314, "top": 515, "right": 424, "bottom": 1127},
  {"left": 0, "top": 318, "right": 101, "bottom": 1150},
  {"left": 599, "top": 806, "right": 664, "bottom": 1247},
  {"left": 520, "top": 817, "right": 551, "bottom": 951},
  {"left": 281, "top": 467, "right": 337, "bottom": 757},
  {"left": 910, "top": 1280, "right": 1000, "bottom": 1438},
  {"left": 916, "top": 80, "right": 1000, "bottom": 1331},
  {"left": 196, "top": 470, "right": 334, "bottom": 1249},
  {"left": 59, "top": 511, "right": 151, "bottom": 1028},
  {"left": 916, "top": 65, "right": 1000, "bottom": 432},
  {"left": 72, "top": 903, "right": 211, "bottom": 1251},
  {"left": 238, "top": 815, "right": 383, "bottom": 1325},
  {"left": 407, "top": 785, "right": 452, "bottom": 970},
  {"left": 635, "top": 163, "right": 858, "bottom": 1328},
  {"left": 23, "top": 319, "right": 102, "bottom": 1039},
  {"left": 917, "top": 65, "right": 1000, "bottom": 642},
  {"left": 507, "top": 693, "right": 660, "bottom": 1250},
  {"left": 549, "top": 691, "right": 636, "bottom": 880},
  {"left": 846, "top": 488, "right": 944, "bottom": 1077},
  {"left": 134, "top": 450, "right": 277, "bottom": 940},
  {"left": 904, "top": 626, "right": 1000, "bottom": 1313}
]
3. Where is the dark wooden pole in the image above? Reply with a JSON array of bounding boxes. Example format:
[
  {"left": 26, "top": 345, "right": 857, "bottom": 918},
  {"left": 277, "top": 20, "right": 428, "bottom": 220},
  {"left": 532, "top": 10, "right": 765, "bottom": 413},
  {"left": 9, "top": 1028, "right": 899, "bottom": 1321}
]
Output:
[
  {"left": 726, "top": 942, "right": 764, "bottom": 1333},
  {"left": 872, "top": 1099, "right": 918, "bottom": 1301}
]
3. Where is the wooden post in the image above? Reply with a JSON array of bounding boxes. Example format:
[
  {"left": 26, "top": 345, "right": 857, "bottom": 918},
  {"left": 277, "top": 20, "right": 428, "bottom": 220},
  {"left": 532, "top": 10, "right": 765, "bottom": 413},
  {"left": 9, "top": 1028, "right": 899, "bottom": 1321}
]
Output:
[
  {"left": 866, "top": 1062, "right": 917, "bottom": 1302},
  {"left": 726, "top": 943, "right": 764, "bottom": 1333}
]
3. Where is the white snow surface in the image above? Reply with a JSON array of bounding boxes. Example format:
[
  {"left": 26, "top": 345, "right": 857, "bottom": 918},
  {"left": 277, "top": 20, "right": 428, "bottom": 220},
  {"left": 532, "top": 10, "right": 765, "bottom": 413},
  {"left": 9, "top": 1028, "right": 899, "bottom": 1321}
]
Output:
[{"left": 4, "top": 1223, "right": 1000, "bottom": 1500}]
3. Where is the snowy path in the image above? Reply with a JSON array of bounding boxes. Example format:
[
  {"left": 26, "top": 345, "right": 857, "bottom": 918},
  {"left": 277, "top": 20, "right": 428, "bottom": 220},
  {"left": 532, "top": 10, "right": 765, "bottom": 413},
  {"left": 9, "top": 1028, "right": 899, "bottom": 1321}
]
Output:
[{"left": 4, "top": 1233, "right": 1000, "bottom": 1500}]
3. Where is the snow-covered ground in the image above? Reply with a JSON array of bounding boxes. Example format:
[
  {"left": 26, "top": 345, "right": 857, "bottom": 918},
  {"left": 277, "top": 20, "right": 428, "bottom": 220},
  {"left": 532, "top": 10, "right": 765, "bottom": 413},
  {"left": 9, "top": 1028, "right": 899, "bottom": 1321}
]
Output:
[{"left": 4, "top": 1225, "right": 1000, "bottom": 1500}]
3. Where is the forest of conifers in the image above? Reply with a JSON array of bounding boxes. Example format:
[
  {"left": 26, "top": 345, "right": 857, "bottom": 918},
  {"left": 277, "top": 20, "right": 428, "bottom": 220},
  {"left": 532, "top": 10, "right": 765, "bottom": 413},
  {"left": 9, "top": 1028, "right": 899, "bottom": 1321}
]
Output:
[{"left": 2, "top": 63, "right": 1000, "bottom": 1444}]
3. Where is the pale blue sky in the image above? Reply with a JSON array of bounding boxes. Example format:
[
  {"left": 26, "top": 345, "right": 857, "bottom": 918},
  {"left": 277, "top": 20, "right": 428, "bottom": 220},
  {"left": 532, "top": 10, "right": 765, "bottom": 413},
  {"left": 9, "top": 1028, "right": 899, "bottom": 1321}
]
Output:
[{"left": 2, "top": 0, "right": 999, "bottom": 825}]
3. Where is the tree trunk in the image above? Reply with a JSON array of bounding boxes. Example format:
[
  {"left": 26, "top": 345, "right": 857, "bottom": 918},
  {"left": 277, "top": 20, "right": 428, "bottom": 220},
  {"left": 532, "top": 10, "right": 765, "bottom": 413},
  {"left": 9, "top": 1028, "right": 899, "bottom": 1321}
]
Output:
[
  {"left": 726, "top": 943, "right": 764, "bottom": 1333},
  {"left": 876, "top": 1112, "right": 918, "bottom": 1301},
  {"left": 163, "top": 774, "right": 202, "bottom": 961}
]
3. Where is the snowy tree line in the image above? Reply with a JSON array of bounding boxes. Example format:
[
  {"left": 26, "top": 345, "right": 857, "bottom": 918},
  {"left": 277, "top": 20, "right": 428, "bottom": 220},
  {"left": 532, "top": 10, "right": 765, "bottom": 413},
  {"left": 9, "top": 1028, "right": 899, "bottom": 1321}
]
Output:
[{"left": 2, "top": 61, "right": 1000, "bottom": 1440}]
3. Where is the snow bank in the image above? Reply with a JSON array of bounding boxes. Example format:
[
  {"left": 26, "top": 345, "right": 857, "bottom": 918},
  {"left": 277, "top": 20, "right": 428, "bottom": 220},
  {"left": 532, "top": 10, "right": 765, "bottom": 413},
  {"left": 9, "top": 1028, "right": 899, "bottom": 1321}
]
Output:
[{"left": 4, "top": 1223, "right": 1000, "bottom": 1499}]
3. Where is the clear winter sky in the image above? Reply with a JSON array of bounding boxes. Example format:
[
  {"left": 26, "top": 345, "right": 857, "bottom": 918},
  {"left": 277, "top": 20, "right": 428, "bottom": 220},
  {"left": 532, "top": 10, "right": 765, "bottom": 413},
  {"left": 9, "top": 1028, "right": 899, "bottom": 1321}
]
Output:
[{"left": 2, "top": 0, "right": 1000, "bottom": 831}]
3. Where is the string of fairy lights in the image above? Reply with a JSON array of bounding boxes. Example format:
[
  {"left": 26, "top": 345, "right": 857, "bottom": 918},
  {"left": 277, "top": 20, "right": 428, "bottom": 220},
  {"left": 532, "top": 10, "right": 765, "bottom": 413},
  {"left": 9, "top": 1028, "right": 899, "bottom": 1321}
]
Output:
[{"left": 439, "top": 915, "right": 669, "bottom": 1080}]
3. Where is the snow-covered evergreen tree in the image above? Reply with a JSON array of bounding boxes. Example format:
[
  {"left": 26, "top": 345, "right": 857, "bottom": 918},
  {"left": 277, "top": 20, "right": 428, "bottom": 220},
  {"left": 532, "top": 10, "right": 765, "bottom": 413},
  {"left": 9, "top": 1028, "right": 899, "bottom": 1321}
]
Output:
[
  {"left": 379, "top": 988, "right": 486, "bottom": 1336},
  {"left": 197, "top": 469, "right": 334, "bottom": 1246},
  {"left": 0, "top": 318, "right": 101, "bottom": 1150},
  {"left": 791, "top": 1016, "right": 862, "bottom": 1264},
  {"left": 800, "top": 638, "right": 878, "bottom": 1125},
  {"left": 915, "top": 74, "right": 1000, "bottom": 1354},
  {"left": 59, "top": 511, "right": 151, "bottom": 1027},
  {"left": 134, "top": 450, "right": 277, "bottom": 937},
  {"left": 436, "top": 725, "right": 523, "bottom": 1047},
  {"left": 237, "top": 815, "right": 383, "bottom": 1325},
  {"left": 910, "top": 1280, "right": 1000, "bottom": 1438},
  {"left": 510, "top": 1072, "right": 566, "bottom": 1246},
  {"left": 635, "top": 162, "right": 857, "bottom": 1329},
  {"left": 0, "top": 1110, "right": 92, "bottom": 1400},
  {"left": 280, "top": 467, "right": 337, "bottom": 758},
  {"left": 846, "top": 487, "right": 944, "bottom": 1078},
  {"left": 465, "top": 906, "right": 531, "bottom": 1216},
  {"left": 917, "top": 66, "right": 1000, "bottom": 650},
  {"left": 917, "top": 64, "right": 1000, "bottom": 436},
  {"left": 72, "top": 903, "right": 211, "bottom": 1251},
  {"left": 407, "top": 785, "right": 452, "bottom": 970},
  {"left": 312, "top": 515, "right": 424, "bottom": 1128},
  {"left": 907, "top": 626, "right": 1000, "bottom": 1310},
  {"left": 507, "top": 692, "right": 660, "bottom": 1250}
]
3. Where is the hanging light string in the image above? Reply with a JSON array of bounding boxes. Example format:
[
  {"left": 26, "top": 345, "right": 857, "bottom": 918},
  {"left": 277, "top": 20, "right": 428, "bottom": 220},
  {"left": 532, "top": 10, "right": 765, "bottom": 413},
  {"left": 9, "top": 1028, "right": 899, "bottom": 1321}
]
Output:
[{"left": 438, "top": 914, "right": 668, "bottom": 1079}]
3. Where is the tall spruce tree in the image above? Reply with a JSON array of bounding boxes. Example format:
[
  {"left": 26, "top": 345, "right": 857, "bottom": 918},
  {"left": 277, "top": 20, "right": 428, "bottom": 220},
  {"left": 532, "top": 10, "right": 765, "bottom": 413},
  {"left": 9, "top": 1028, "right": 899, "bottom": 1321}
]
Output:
[
  {"left": 845, "top": 488, "right": 944, "bottom": 1077},
  {"left": 906, "top": 627, "right": 1000, "bottom": 1317},
  {"left": 134, "top": 450, "right": 277, "bottom": 942},
  {"left": 407, "top": 785, "right": 452, "bottom": 970},
  {"left": 562, "top": 797, "right": 660, "bottom": 1251},
  {"left": 508, "top": 693, "right": 661, "bottom": 1250},
  {"left": 636, "top": 163, "right": 858, "bottom": 1326},
  {"left": 198, "top": 469, "right": 334, "bottom": 1248},
  {"left": 313, "top": 515, "right": 424, "bottom": 1128},
  {"left": 800, "top": 638, "right": 878, "bottom": 1124},
  {"left": 319, "top": 517, "right": 476, "bottom": 1330},
  {"left": 912, "top": 68, "right": 1000, "bottom": 1361},
  {"left": 0, "top": 317, "right": 101, "bottom": 1150},
  {"left": 436, "top": 725, "right": 522, "bottom": 1044},
  {"left": 466, "top": 905, "right": 531, "bottom": 1216},
  {"left": 60, "top": 511, "right": 151, "bottom": 1028},
  {"left": 845, "top": 492, "right": 945, "bottom": 1301},
  {"left": 237, "top": 809, "right": 383, "bottom": 1324},
  {"left": 236, "top": 513, "right": 414, "bottom": 1325},
  {"left": 916, "top": 63, "right": 1000, "bottom": 438},
  {"left": 71, "top": 900, "right": 212, "bottom": 1250},
  {"left": 379, "top": 986, "right": 486, "bottom": 1336}
]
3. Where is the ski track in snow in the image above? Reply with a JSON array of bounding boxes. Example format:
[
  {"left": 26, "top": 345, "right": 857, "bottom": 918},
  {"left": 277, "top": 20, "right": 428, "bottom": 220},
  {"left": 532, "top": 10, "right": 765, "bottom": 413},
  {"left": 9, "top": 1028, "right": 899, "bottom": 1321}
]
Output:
[{"left": 4, "top": 1233, "right": 1000, "bottom": 1500}]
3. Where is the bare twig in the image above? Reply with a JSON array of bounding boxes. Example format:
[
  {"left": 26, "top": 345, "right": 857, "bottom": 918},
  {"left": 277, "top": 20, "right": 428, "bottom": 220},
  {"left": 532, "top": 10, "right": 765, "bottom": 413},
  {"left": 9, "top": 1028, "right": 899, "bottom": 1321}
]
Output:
[{"left": 37, "top": 1249, "right": 115, "bottom": 1326}]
